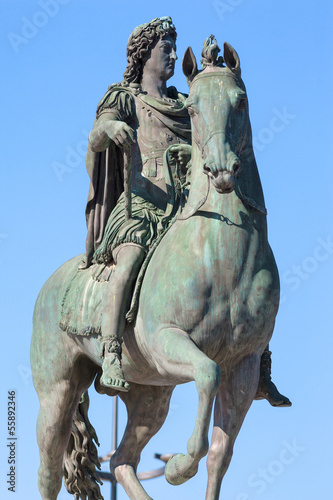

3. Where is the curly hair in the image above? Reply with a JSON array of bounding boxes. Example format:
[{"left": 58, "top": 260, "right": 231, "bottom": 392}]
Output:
[{"left": 122, "top": 16, "right": 177, "bottom": 85}]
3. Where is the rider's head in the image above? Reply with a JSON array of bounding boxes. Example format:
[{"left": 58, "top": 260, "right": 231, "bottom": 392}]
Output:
[{"left": 122, "top": 16, "right": 177, "bottom": 85}]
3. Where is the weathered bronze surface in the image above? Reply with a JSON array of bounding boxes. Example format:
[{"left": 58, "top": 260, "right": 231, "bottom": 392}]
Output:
[{"left": 31, "top": 18, "right": 290, "bottom": 500}]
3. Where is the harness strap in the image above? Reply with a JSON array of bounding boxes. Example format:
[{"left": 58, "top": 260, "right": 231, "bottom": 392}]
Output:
[
  {"left": 177, "top": 175, "right": 211, "bottom": 220},
  {"left": 192, "top": 124, "right": 239, "bottom": 158}
]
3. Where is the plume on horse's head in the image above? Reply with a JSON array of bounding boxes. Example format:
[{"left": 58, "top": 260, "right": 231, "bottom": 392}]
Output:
[
  {"left": 183, "top": 37, "right": 241, "bottom": 84},
  {"left": 200, "top": 35, "right": 224, "bottom": 68}
]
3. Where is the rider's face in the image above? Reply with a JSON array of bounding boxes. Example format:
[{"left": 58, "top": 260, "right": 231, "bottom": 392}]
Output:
[{"left": 143, "top": 35, "right": 177, "bottom": 81}]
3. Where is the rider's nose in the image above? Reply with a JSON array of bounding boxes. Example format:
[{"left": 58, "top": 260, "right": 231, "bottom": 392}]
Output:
[{"left": 171, "top": 49, "right": 177, "bottom": 61}]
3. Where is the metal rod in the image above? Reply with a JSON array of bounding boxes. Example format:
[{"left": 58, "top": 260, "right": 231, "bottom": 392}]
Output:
[
  {"left": 97, "top": 396, "right": 174, "bottom": 496},
  {"left": 111, "top": 396, "right": 118, "bottom": 500},
  {"left": 98, "top": 453, "right": 173, "bottom": 482}
]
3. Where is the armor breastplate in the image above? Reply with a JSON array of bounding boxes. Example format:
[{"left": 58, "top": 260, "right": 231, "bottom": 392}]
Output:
[{"left": 130, "top": 94, "right": 189, "bottom": 209}]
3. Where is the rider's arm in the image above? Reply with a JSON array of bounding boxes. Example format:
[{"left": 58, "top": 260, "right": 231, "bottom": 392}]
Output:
[
  {"left": 89, "top": 89, "right": 136, "bottom": 152},
  {"left": 89, "top": 111, "right": 136, "bottom": 152},
  {"left": 88, "top": 111, "right": 118, "bottom": 152}
]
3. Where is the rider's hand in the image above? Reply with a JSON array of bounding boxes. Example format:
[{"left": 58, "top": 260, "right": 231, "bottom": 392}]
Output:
[
  {"left": 104, "top": 120, "right": 136, "bottom": 149},
  {"left": 169, "top": 145, "right": 192, "bottom": 167}
]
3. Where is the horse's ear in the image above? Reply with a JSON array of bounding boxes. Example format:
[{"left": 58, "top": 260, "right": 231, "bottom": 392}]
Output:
[
  {"left": 182, "top": 47, "right": 199, "bottom": 84},
  {"left": 223, "top": 42, "right": 241, "bottom": 76}
]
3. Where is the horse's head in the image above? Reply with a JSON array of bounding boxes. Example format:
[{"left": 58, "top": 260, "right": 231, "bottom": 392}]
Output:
[{"left": 183, "top": 37, "right": 249, "bottom": 194}]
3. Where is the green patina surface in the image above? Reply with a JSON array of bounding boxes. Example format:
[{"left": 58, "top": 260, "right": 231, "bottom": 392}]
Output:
[{"left": 31, "top": 23, "right": 290, "bottom": 500}]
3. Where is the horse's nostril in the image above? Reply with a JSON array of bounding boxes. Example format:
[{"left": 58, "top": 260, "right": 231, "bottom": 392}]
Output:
[
  {"left": 203, "top": 164, "right": 213, "bottom": 177},
  {"left": 233, "top": 162, "right": 241, "bottom": 175}
]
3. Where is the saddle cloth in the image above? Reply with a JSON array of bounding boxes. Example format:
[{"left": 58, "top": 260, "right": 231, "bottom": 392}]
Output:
[{"left": 59, "top": 261, "right": 114, "bottom": 337}]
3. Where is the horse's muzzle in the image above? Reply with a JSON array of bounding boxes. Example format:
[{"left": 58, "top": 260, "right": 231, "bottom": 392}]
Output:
[
  {"left": 212, "top": 171, "right": 235, "bottom": 193},
  {"left": 204, "top": 160, "right": 240, "bottom": 194}
]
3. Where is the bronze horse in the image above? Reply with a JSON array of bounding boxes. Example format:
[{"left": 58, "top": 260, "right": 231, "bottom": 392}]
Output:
[{"left": 31, "top": 41, "right": 280, "bottom": 499}]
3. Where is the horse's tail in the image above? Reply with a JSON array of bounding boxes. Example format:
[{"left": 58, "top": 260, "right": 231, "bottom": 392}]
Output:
[{"left": 63, "top": 391, "right": 104, "bottom": 500}]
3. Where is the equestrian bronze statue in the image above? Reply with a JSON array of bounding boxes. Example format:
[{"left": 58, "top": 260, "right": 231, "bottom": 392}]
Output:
[{"left": 31, "top": 17, "right": 291, "bottom": 500}]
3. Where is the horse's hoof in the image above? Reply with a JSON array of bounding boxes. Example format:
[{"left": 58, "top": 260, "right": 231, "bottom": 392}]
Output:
[
  {"left": 165, "top": 453, "right": 197, "bottom": 486},
  {"left": 270, "top": 394, "right": 292, "bottom": 407},
  {"left": 255, "top": 379, "right": 292, "bottom": 407},
  {"left": 165, "top": 454, "right": 186, "bottom": 485}
]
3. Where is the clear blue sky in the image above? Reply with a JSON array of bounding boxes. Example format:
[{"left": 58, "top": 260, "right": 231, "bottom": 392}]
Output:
[{"left": 1, "top": 1, "right": 332, "bottom": 499}]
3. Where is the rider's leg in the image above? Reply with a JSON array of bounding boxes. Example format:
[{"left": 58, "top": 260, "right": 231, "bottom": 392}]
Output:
[
  {"left": 255, "top": 344, "right": 292, "bottom": 407},
  {"left": 100, "top": 243, "right": 146, "bottom": 391}
]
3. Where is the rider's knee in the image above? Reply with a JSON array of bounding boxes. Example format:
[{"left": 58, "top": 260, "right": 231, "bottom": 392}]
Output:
[
  {"left": 113, "top": 243, "right": 145, "bottom": 263},
  {"left": 112, "top": 244, "right": 146, "bottom": 279}
]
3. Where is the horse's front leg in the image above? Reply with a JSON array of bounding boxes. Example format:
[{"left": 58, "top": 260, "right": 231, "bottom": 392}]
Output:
[
  {"left": 151, "top": 327, "right": 221, "bottom": 486},
  {"left": 205, "top": 353, "right": 260, "bottom": 500},
  {"left": 111, "top": 384, "right": 174, "bottom": 500}
]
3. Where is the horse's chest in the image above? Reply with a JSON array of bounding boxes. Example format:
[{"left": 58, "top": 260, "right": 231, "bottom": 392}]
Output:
[
  {"left": 185, "top": 234, "right": 276, "bottom": 338},
  {"left": 138, "top": 217, "right": 277, "bottom": 358}
]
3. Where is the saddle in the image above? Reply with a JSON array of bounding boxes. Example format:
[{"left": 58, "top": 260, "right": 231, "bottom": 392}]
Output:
[
  {"left": 59, "top": 212, "right": 178, "bottom": 337},
  {"left": 59, "top": 145, "right": 191, "bottom": 337}
]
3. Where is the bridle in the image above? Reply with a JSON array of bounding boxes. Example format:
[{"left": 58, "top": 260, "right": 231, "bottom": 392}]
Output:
[
  {"left": 188, "top": 71, "right": 242, "bottom": 160},
  {"left": 191, "top": 124, "right": 239, "bottom": 160},
  {"left": 178, "top": 70, "right": 267, "bottom": 219}
]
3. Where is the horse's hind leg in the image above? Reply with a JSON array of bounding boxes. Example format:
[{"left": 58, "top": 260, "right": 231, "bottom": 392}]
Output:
[
  {"left": 205, "top": 353, "right": 260, "bottom": 500},
  {"left": 33, "top": 355, "right": 95, "bottom": 500},
  {"left": 151, "top": 327, "right": 221, "bottom": 486},
  {"left": 36, "top": 388, "right": 81, "bottom": 499},
  {"left": 111, "top": 384, "right": 174, "bottom": 500}
]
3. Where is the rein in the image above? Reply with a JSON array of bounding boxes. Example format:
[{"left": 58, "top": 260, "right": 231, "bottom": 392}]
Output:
[
  {"left": 178, "top": 174, "right": 211, "bottom": 220},
  {"left": 177, "top": 143, "right": 267, "bottom": 220},
  {"left": 177, "top": 172, "right": 267, "bottom": 220}
]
